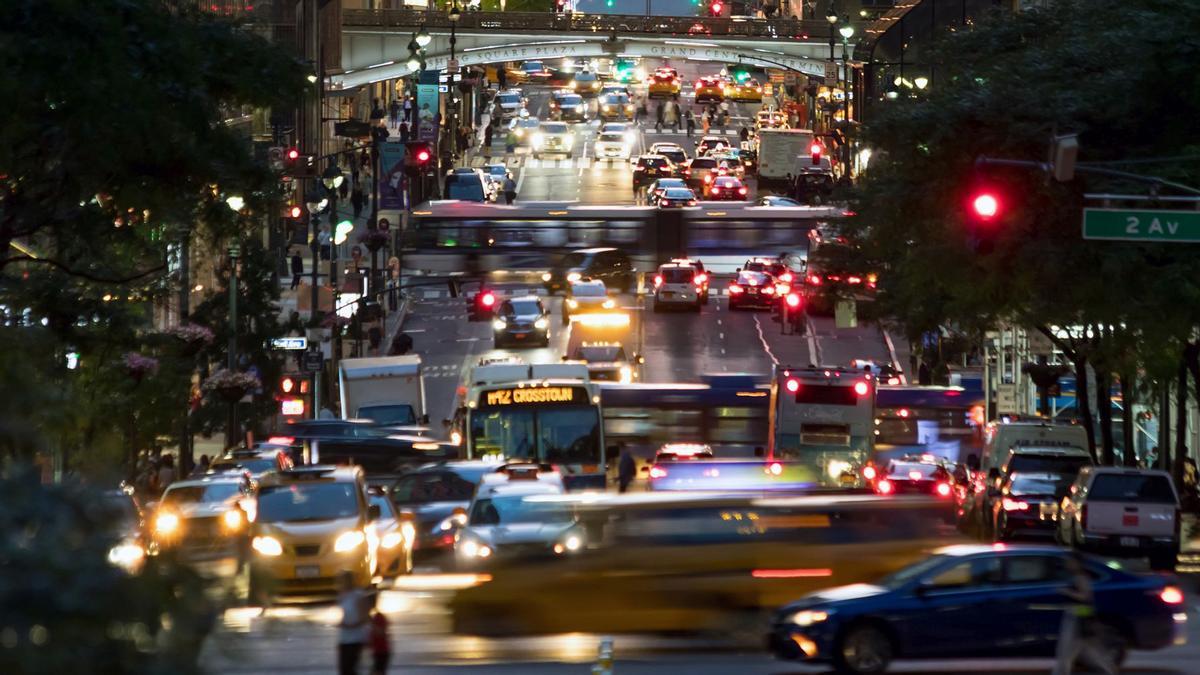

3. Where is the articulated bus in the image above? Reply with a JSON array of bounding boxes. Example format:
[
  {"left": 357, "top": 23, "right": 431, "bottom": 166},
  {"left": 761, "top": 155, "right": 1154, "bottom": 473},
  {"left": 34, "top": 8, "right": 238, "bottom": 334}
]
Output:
[
  {"left": 768, "top": 366, "right": 876, "bottom": 485},
  {"left": 599, "top": 374, "right": 770, "bottom": 461},
  {"left": 458, "top": 363, "right": 607, "bottom": 490},
  {"left": 874, "top": 385, "right": 986, "bottom": 466}
]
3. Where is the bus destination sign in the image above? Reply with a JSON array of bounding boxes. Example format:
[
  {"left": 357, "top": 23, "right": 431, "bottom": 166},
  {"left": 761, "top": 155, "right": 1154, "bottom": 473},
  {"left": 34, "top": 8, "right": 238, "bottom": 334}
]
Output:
[{"left": 481, "top": 386, "right": 586, "bottom": 408}]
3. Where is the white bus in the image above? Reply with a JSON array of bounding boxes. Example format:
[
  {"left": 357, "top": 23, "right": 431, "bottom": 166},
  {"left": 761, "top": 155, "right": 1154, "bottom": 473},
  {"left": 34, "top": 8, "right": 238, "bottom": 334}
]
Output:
[
  {"left": 458, "top": 363, "right": 607, "bottom": 491},
  {"left": 768, "top": 366, "right": 876, "bottom": 485}
]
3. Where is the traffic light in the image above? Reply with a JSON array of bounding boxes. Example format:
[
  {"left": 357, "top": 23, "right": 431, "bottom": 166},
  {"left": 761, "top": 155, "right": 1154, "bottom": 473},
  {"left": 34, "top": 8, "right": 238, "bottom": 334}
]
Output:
[
  {"left": 970, "top": 191, "right": 1000, "bottom": 220},
  {"left": 277, "top": 374, "right": 310, "bottom": 417},
  {"left": 810, "top": 141, "right": 822, "bottom": 166},
  {"left": 555, "top": 0, "right": 567, "bottom": 11},
  {"left": 286, "top": 204, "right": 302, "bottom": 219},
  {"left": 283, "top": 148, "right": 315, "bottom": 179},
  {"left": 709, "top": 0, "right": 724, "bottom": 16},
  {"left": 405, "top": 141, "right": 434, "bottom": 175}
]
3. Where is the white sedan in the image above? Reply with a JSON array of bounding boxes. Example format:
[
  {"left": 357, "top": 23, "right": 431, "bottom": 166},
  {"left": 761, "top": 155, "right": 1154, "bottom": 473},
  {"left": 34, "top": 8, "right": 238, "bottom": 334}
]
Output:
[{"left": 593, "top": 131, "right": 632, "bottom": 160}]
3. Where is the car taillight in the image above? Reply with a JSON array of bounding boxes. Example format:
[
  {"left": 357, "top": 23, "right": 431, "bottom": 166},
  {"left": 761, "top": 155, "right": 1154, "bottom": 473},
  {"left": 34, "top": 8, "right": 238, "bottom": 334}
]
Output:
[
  {"left": 648, "top": 465, "right": 667, "bottom": 479},
  {"left": 1160, "top": 586, "right": 1184, "bottom": 605},
  {"left": 785, "top": 378, "right": 800, "bottom": 393},
  {"left": 862, "top": 465, "right": 876, "bottom": 480},
  {"left": 762, "top": 285, "right": 775, "bottom": 295},
  {"left": 480, "top": 292, "right": 496, "bottom": 307},
  {"left": 876, "top": 479, "right": 894, "bottom": 495},
  {"left": 695, "top": 273, "right": 708, "bottom": 285},
  {"left": 738, "top": 187, "right": 748, "bottom": 195},
  {"left": 1002, "top": 497, "right": 1029, "bottom": 511},
  {"left": 848, "top": 276, "right": 862, "bottom": 284},
  {"left": 729, "top": 283, "right": 744, "bottom": 294},
  {"left": 807, "top": 274, "right": 822, "bottom": 285},
  {"left": 703, "top": 174, "right": 713, "bottom": 183},
  {"left": 661, "top": 200, "right": 671, "bottom": 206},
  {"left": 785, "top": 292, "right": 801, "bottom": 308},
  {"left": 780, "top": 272, "right": 793, "bottom": 283},
  {"left": 853, "top": 381, "right": 869, "bottom": 396},
  {"left": 711, "top": 186, "right": 720, "bottom": 194},
  {"left": 935, "top": 482, "right": 952, "bottom": 497},
  {"left": 654, "top": 275, "right": 663, "bottom": 287}
]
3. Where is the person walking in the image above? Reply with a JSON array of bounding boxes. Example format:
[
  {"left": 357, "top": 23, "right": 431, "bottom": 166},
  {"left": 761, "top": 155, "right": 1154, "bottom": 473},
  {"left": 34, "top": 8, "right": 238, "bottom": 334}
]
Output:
[
  {"left": 336, "top": 571, "right": 369, "bottom": 675},
  {"left": 701, "top": 111, "right": 710, "bottom": 134},
  {"left": 670, "top": 99, "right": 681, "bottom": 132},
  {"left": 503, "top": 174, "right": 517, "bottom": 204},
  {"left": 388, "top": 99, "right": 401, "bottom": 128},
  {"left": 290, "top": 251, "right": 303, "bottom": 290},
  {"left": 189, "top": 454, "right": 210, "bottom": 478},
  {"left": 739, "top": 125, "right": 750, "bottom": 143},
  {"left": 497, "top": 66, "right": 508, "bottom": 91},
  {"left": 350, "top": 185, "right": 365, "bottom": 220},
  {"left": 156, "top": 455, "right": 176, "bottom": 494},
  {"left": 618, "top": 447, "right": 636, "bottom": 493},
  {"left": 483, "top": 122, "right": 494, "bottom": 156},
  {"left": 685, "top": 110, "right": 695, "bottom": 138},
  {"left": 399, "top": 120, "right": 410, "bottom": 143},
  {"left": 505, "top": 128, "right": 518, "bottom": 154},
  {"left": 368, "top": 595, "right": 391, "bottom": 675},
  {"left": 655, "top": 101, "right": 664, "bottom": 133},
  {"left": 1053, "top": 553, "right": 1116, "bottom": 675},
  {"left": 402, "top": 95, "right": 414, "bottom": 126}
]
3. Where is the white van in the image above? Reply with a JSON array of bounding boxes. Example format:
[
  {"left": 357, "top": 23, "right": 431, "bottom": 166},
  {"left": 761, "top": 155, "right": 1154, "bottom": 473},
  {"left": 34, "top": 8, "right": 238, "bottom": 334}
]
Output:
[{"left": 979, "top": 421, "right": 1089, "bottom": 474}]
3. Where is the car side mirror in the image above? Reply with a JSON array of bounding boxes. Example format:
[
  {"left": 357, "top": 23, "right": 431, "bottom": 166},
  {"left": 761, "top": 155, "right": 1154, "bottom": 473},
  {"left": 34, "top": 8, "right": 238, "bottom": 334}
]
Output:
[{"left": 368, "top": 504, "right": 382, "bottom": 520}]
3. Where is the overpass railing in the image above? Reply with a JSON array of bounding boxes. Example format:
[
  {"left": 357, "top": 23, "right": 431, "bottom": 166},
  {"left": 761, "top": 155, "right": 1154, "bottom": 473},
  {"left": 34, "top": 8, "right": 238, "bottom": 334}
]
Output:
[{"left": 342, "top": 9, "right": 846, "bottom": 40}]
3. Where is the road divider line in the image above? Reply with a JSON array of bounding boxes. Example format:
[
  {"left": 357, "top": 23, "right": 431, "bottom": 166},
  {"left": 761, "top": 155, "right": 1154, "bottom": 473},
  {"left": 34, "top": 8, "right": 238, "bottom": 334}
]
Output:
[
  {"left": 806, "top": 316, "right": 821, "bottom": 366},
  {"left": 754, "top": 315, "right": 780, "bottom": 367},
  {"left": 880, "top": 325, "right": 906, "bottom": 384}
]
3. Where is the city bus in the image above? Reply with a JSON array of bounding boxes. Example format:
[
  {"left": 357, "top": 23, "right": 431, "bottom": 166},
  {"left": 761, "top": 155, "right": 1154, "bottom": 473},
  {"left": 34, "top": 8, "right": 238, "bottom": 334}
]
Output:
[
  {"left": 768, "top": 366, "right": 876, "bottom": 485},
  {"left": 599, "top": 374, "right": 769, "bottom": 462},
  {"left": 458, "top": 363, "right": 607, "bottom": 491},
  {"left": 874, "top": 385, "right": 986, "bottom": 466}
]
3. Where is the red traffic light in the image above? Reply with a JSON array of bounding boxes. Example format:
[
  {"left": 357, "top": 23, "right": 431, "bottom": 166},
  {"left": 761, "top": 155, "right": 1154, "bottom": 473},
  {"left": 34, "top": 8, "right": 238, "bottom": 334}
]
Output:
[
  {"left": 288, "top": 205, "right": 302, "bottom": 219},
  {"left": 286, "top": 148, "right": 300, "bottom": 161},
  {"left": 280, "top": 376, "right": 296, "bottom": 394},
  {"left": 416, "top": 149, "right": 430, "bottom": 162},
  {"left": 971, "top": 192, "right": 1000, "bottom": 220},
  {"left": 480, "top": 291, "right": 496, "bottom": 307},
  {"left": 710, "top": 1, "right": 723, "bottom": 14}
]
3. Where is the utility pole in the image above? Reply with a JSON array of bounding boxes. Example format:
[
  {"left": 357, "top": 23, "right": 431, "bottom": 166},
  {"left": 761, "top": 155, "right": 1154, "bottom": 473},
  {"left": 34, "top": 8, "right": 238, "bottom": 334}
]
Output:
[{"left": 227, "top": 243, "right": 241, "bottom": 448}]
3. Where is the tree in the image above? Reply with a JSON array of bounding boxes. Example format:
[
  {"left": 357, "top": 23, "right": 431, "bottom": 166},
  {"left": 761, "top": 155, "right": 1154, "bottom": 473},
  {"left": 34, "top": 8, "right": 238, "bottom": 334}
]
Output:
[{"left": 834, "top": 0, "right": 1200, "bottom": 464}]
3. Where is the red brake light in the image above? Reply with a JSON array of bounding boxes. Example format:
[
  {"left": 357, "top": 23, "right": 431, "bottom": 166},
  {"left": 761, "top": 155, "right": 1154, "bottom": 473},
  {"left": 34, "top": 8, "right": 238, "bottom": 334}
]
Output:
[
  {"left": 785, "top": 293, "right": 801, "bottom": 308},
  {"left": 694, "top": 273, "right": 708, "bottom": 285},
  {"left": 853, "top": 381, "right": 870, "bottom": 396},
  {"left": 897, "top": 408, "right": 910, "bottom": 418},
  {"left": 762, "top": 285, "right": 775, "bottom": 295},
  {"left": 780, "top": 272, "right": 793, "bottom": 283},
  {"left": 876, "top": 479, "right": 894, "bottom": 495},
  {"left": 807, "top": 274, "right": 822, "bottom": 285},
  {"left": 480, "top": 292, "right": 496, "bottom": 307},
  {"left": 738, "top": 187, "right": 748, "bottom": 195},
  {"left": 766, "top": 462, "right": 783, "bottom": 476},
  {"left": 654, "top": 275, "right": 663, "bottom": 287},
  {"left": 1160, "top": 586, "right": 1184, "bottom": 605},
  {"left": 862, "top": 465, "right": 877, "bottom": 480},
  {"left": 936, "top": 482, "right": 952, "bottom": 497},
  {"left": 648, "top": 465, "right": 667, "bottom": 479},
  {"left": 785, "top": 378, "right": 800, "bottom": 393},
  {"left": 728, "top": 283, "right": 744, "bottom": 294},
  {"left": 847, "top": 276, "right": 862, "bottom": 284},
  {"left": 1002, "top": 497, "right": 1029, "bottom": 511}
]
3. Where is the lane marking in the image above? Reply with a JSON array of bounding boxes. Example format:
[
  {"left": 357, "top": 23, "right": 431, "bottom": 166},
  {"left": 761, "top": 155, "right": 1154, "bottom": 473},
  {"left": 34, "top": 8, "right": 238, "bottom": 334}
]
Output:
[
  {"left": 754, "top": 315, "right": 780, "bottom": 367},
  {"left": 880, "top": 326, "right": 907, "bottom": 384},
  {"left": 806, "top": 316, "right": 821, "bottom": 366},
  {"left": 403, "top": 329, "right": 427, "bottom": 333},
  {"left": 456, "top": 338, "right": 479, "bottom": 342}
]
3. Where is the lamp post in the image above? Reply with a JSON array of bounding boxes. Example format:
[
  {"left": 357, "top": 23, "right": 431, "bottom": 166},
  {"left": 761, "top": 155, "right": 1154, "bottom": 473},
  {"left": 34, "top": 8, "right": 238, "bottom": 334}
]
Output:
[
  {"left": 226, "top": 238, "right": 242, "bottom": 448},
  {"left": 825, "top": 5, "right": 838, "bottom": 61},
  {"left": 322, "top": 163, "right": 346, "bottom": 374},
  {"left": 838, "top": 20, "right": 855, "bottom": 180},
  {"left": 447, "top": 2, "right": 462, "bottom": 166},
  {"left": 305, "top": 187, "right": 329, "bottom": 323}
]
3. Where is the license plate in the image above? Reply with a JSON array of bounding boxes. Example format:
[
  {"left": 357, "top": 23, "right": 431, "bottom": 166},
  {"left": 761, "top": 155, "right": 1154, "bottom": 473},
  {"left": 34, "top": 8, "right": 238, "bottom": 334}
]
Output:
[
  {"left": 515, "top": 333, "right": 526, "bottom": 339},
  {"left": 1120, "top": 536, "right": 1140, "bottom": 547},
  {"left": 295, "top": 565, "right": 320, "bottom": 578},
  {"left": 662, "top": 292, "right": 674, "bottom": 298}
]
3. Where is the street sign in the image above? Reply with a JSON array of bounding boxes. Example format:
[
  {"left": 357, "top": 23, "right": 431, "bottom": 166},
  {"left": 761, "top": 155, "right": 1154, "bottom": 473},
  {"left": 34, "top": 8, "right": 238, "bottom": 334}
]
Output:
[
  {"left": 270, "top": 337, "right": 308, "bottom": 351},
  {"left": 1082, "top": 208, "right": 1200, "bottom": 242},
  {"left": 303, "top": 350, "right": 324, "bottom": 373},
  {"left": 824, "top": 61, "right": 837, "bottom": 87},
  {"left": 997, "top": 383, "right": 1019, "bottom": 415}
]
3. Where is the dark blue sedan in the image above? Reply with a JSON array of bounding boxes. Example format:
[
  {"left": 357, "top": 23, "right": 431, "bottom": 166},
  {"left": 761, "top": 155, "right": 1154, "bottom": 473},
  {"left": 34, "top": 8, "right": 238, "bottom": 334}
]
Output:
[{"left": 767, "top": 544, "right": 1186, "bottom": 674}]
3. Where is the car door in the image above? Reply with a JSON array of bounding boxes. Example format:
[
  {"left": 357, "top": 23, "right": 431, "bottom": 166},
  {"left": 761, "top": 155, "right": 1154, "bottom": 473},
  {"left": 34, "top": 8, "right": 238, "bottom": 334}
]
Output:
[
  {"left": 992, "top": 554, "right": 1074, "bottom": 655},
  {"left": 892, "top": 555, "right": 1004, "bottom": 658}
]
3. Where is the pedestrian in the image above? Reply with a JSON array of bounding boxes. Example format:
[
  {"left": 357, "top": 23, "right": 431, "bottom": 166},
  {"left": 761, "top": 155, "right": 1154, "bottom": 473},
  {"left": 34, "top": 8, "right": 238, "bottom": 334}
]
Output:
[
  {"left": 156, "top": 455, "right": 176, "bottom": 493},
  {"left": 1053, "top": 552, "right": 1116, "bottom": 675},
  {"left": 617, "top": 447, "right": 636, "bottom": 493},
  {"left": 370, "top": 98, "right": 385, "bottom": 123},
  {"left": 399, "top": 120, "right": 410, "bottom": 143},
  {"left": 670, "top": 100, "right": 681, "bottom": 132},
  {"left": 189, "top": 454, "right": 210, "bottom": 478},
  {"left": 338, "top": 178, "right": 349, "bottom": 200},
  {"left": 498, "top": 67, "right": 508, "bottom": 91},
  {"left": 402, "top": 95, "right": 413, "bottom": 126},
  {"left": 290, "top": 250, "right": 303, "bottom": 290},
  {"left": 336, "top": 570, "right": 369, "bottom": 675},
  {"left": 318, "top": 225, "right": 332, "bottom": 260},
  {"left": 351, "top": 185, "right": 365, "bottom": 219},
  {"left": 685, "top": 110, "right": 695, "bottom": 138},
  {"left": 505, "top": 128, "right": 517, "bottom": 154},
  {"left": 655, "top": 101, "right": 664, "bottom": 132},
  {"left": 389, "top": 99, "right": 401, "bottom": 127},
  {"left": 483, "top": 122, "right": 494, "bottom": 155},
  {"left": 635, "top": 98, "right": 646, "bottom": 125},
  {"left": 390, "top": 331, "right": 413, "bottom": 356},
  {"left": 387, "top": 256, "right": 400, "bottom": 311},
  {"left": 701, "top": 112, "right": 710, "bottom": 134},
  {"left": 739, "top": 125, "right": 750, "bottom": 143},
  {"left": 503, "top": 174, "right": 517, "bottom": 204},
  {"left": 368, "top": 594, "right": 391, "bottom": 675}
]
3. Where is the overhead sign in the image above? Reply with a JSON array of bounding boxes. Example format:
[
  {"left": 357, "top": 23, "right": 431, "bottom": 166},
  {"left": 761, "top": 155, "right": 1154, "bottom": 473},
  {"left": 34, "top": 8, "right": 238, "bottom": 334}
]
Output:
[
  {"left": 1082, "top": 208, "right": 1200, "bottom": 242},
  {"left": 270, "top": 337, "right": 308, "bottom": 351},
  {"left": 996, "top": 383, "right": 1019, "bottom": 415},
  {"left": 479, "top": 386, "right": 587, "bottom": 408}
]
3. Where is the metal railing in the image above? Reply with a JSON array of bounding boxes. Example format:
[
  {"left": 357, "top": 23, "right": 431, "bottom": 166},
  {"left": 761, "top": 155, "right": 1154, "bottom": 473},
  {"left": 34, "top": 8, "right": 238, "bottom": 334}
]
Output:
[{"left": 342, "top": 9, "right": 847, "bottom": 40}]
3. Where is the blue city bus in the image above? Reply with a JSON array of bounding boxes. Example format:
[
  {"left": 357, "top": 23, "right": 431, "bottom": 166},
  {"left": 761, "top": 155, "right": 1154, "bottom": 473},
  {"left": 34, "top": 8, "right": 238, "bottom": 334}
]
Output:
[
  {"left": 599, "top": 374, "right": 770, "bottom": 462},
  {"left": 873, "top": 385, "right": 986, "bottom": 466},
  {"left": 768, "top": 367, "right": 876, "bottom": 485}
]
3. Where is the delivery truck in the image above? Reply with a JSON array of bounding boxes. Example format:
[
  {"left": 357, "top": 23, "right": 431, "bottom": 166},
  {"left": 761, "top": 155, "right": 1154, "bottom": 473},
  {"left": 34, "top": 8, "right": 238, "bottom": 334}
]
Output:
[
  {"left": 755, "top": 128, "right": 815, "bottom": 189},
  {"left": 338, "top": 355, "right": 427, "bottom": 425}
]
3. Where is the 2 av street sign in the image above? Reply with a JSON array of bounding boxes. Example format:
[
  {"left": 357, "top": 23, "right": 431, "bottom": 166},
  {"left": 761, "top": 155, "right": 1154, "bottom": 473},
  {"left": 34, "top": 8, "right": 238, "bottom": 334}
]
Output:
[{"left": 1082, "top": 208, "right": 1200, "bottom": 242}]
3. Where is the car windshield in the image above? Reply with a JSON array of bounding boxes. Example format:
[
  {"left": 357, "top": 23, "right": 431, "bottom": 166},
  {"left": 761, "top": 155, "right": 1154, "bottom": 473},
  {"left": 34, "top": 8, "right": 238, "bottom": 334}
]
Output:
[
  {"left": 392, "top": 468, "right": 491, "bottom": 503},
  {"left": 690, "top": 158, "right": 716, "bottom": 168},
  {"left": 517, "top": 119, "right": 539, "bottom": 128},
  {"left": 498, "top": 94, "right": 521, "bottom": 104},
  {"left": 211, "top": 457, "right": 275, "bottom": 474},
  {"left": 469, "top": 495, "right": 571, "bottom": 525},
  {"left": 542, "top": 123, "right": 569, "bottom": 133},
  {"left": 505, "top": 299, "right": 541, "bottom": 316},
  {"left": 737, "top": 272, "right": 768, "bottom": 284},
  {"left": 572, "top": 284, "right": 606, "bottom": 297},
  {"left": 604, "top": 95, "right": 629, "bottom": 105},
  {"left": 575, "top": 73, "right": 596, "bottom": 81},
  {"left": 162, "top": 483, "right": 241, "bottom": 506},
  {"left": 878, "top": 554, "right": 951, "bottom": 589},
  {"left": 663, "top": 188, "right": 694, "bottom": 199},
  {"left": 599, "top": 133, "right": 625, "bottom": 143},
  {"left": 662, "top": 268, "right": 692, "bottom": 283},
  {"left": 578, "top": 345, "right": 624, "bottom": 361},
  {"left": 1089, "top": 473, "right": 1177, "bottom": 503},
  {"left": 655, "top": 179, "right": 686, "bottom": 189},
  {"left": 356, "top": 403, "right": 417, "bottom": 426},
  {"left": 257, "top": 482, "right": 360, "bottom": 523},
  {"left": 1010, "top": 472, "right": 1075, "bottom": 497},
  {"left": 659, "top": 150, "right": 686, "bottom": 162},
  {"left": 1007, "top": 453, "right": 1090, "bottom": 476},
  {"left": 445, "top": 175, "right": 485, "bottom": 201}
]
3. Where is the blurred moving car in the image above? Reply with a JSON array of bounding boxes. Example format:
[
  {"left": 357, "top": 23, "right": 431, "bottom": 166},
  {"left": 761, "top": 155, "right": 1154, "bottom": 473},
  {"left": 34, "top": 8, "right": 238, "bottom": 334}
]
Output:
[
  {"left": 492, "top": 295, "right": 550, "bottom": 347},
  {"left": 647, "top": 70, "right": 681, "bottom": 98},
  {"left": 706, "top": 175, "right": 748, "bottom": 200},
  {"left": 632, "top": 154, "right": 678, "bottom": 190},
  {"left": 598, "top": 93, "right": 635, "bottom": 121},
  {"left": 494, "top": 89, "right": 526, "bottom": 120},
  {"left": 571, "top": 70, "right": 602, "bottom": 97},
  {"left": 694, "top": 76, "right": 725, "bottom": 103},
  {"left": 593, "top": 131, "right": 632, "bottom": 160},
  {"left": 532, "top": 121, "right": 575, "bottom": 158},
  {"left": 1057, "top": 466, "right": 1181, "bottom": 570},
  {"left": 248, "top": 466, "right": 376, "bottom": 599},
  {"left": 569, "top": 341, "right": 637, "bottom": 383},
  {"left": 655, "top": 186, "right": 698, "bottom": 208},
  {"left": 724, "top": 79, "right": 763, "bottom": 102},
  {"left": 104, "top": 487, "right": 148, "bottom": 574},
  {"left": 455, "top": 479, "right": 579, "bottom": 567},
  {"left": 646, "top": 177, "right": 690, "bottom": 205},
  {"left": 367, "top": 487, "right": 414, "bottom": 577},
  {"left": 652, "top": 261, "right": 703, "bottom": 312},
  {"left": 210, "top": 445, "right": 294, "bottom": 483},
  {"left": 563, "top": 278, "right": 616, "bottom": 325},
  {"left": 727, "top": 268, "right": 777, "bottom": 310},
  {"left": 543, "top": 247, "right": 634, "bottom": 294},
  {"left": 444, "top": 168, "right": 491, "bottom": 202},
  {"left": 150, "top": 474, "right": 253, "bottom": 565},
  {"left": 768, "top": 544, "right": 1187, "bottom": 672},
  {"left": 391, "top": 461, "right": 503, "bottom": 556},
  {"left": 508, "top": 115, "right": 541, "bottom": 146}
]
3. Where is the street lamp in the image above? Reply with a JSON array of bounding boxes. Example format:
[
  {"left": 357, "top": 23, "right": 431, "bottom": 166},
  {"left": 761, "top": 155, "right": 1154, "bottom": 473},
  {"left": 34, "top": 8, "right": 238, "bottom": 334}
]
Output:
[
  {"left": 322, "top": 164, "right": 344, "bottom": 191},
  {"left": 415, "top": 26, "right": 432, "bottom": 48},
  {"left": 225, "top": 195, "right": 246, "bottom": 212},
  {"left": 914, "top": 76, "right": 929, "bottom": 90},
  {"left": 826, "top": 4, "right": 838, "bottom": 61},
  {"left": 837, "top": 20, "right": 855, "bottom": 179}
]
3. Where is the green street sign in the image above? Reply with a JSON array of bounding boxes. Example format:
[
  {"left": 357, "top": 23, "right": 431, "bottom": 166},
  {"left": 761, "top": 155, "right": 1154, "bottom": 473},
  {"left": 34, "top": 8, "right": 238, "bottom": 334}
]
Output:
[{"left": 1082, "top": 208, "right": 1200, "bottom": 242}]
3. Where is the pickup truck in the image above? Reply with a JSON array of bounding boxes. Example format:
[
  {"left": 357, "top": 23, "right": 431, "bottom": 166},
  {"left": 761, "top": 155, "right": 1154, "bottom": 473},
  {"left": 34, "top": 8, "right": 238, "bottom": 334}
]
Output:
[{"left": 1057, "top": 466, "right": 1180, "bottom": 570}]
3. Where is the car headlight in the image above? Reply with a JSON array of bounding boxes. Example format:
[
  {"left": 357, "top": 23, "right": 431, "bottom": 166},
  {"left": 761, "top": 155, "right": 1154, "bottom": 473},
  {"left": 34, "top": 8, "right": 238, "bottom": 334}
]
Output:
[
  {"left": 154, "top": 512, "right": 180, "bottom": 537},
  {"left": 619, "top": 366, "right": 633, "bottom": 383},
  {"left": 492, "top": 318, "right": 507, "bottom": 331},
  {"left": 566, "top": 299, "right": 579, "bottom": 309},
  {"left": 566, "top": 272, "right": 581, "bottom": 282},
  {"left": 534, "top": 318, "right": 549, "bottom": 329},
  {"left": 554, "top": 533, "right": 584, "bottom": 554},
  {"left": 542, "top": 272, "right": 552, "bottom": 282},
  {"left": 603, "top": 105, "right": 612, "bottom": 111},
  {"left": 251, "top": 535, "right": 283, "bottom": 557},
  {"left": 459, "top": 538, "right": 492, "bottom": 558},
  {"left": 569, "top": 81, "right": 577, "bottom": 89},
  {"left": 788, "top": 609, "right": 831, "bottom": 626},
  {"left": 380, "top": 531, "right": 404, "bottom": 550},
  {"left": 602, "top": 298, "right": 616, "bottom": 309},
  {"left": 334, "top": 529, "right": 366, "bottom": 553},
  {"left": 222, "top": 509, "right": 244, "bottom": 532},
  {"left": 107, "top": 541, "right": 145, "bottom": 571},
  {"left": 566, "top": 135, "right": 575, "bottom": 146},
  {"left": 438, "top": 512, "right": 468, "bottom": 531}
]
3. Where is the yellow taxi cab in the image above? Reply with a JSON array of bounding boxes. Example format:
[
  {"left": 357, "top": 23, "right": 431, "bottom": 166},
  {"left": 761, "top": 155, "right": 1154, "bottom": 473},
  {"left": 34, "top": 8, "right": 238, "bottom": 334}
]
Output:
[
  {"left": 755, "top": 109, "right": 790, "bottom": 130},
  {"left": 724, "top": 80, "right": 763, "bottom": 102},
  {"left": 248, "top": 465, "right": 377, "bottom": 600},
  {"left": 647, "top": 70, "right": 681, "bottom": 98},
  {"left": 694, "top": 76, "right": 725, "bottom": 103}
]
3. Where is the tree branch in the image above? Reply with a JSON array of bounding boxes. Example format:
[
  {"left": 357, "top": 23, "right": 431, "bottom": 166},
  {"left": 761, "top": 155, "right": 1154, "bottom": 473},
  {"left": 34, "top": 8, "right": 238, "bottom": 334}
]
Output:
[{"left": 0, "top": 256, "right": 167, "bottom": 284}]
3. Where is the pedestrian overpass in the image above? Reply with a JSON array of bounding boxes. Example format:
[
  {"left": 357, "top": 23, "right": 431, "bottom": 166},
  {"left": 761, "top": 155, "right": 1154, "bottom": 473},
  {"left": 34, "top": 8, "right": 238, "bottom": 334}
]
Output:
[{"left": 334, "top": 9, "right": 857, "bottom": 91}]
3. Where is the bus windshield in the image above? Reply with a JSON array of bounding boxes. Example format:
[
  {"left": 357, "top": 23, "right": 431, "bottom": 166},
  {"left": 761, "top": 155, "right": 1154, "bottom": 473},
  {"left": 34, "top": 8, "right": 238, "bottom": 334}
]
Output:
[{"left": 470, "top": 405, "right": 600, "bottom": 465}]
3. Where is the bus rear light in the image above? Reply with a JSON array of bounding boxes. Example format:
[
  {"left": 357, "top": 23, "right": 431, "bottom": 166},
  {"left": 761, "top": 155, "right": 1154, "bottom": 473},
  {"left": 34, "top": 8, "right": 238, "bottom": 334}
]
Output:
[
  {"left": 876, "top": 479, "right": 893, "bottom": 495},
  {"left": 785, "top": 378, "right": 800, "bottom": 393},
  {"left": 853, "top": 381, "right": 869, "bottom": 396},
  {"left": 654, "top": 275, "right": 663, "bottom": 287},
  {"left": 648, "top": 465, "right": 667, "bottom": 479}
]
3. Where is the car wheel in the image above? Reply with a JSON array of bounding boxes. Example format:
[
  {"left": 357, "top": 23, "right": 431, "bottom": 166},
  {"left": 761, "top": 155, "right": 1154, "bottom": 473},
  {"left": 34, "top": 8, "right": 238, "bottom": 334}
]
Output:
[{"left": 834, "top": 624, "right": 893, "bottom": 675}]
